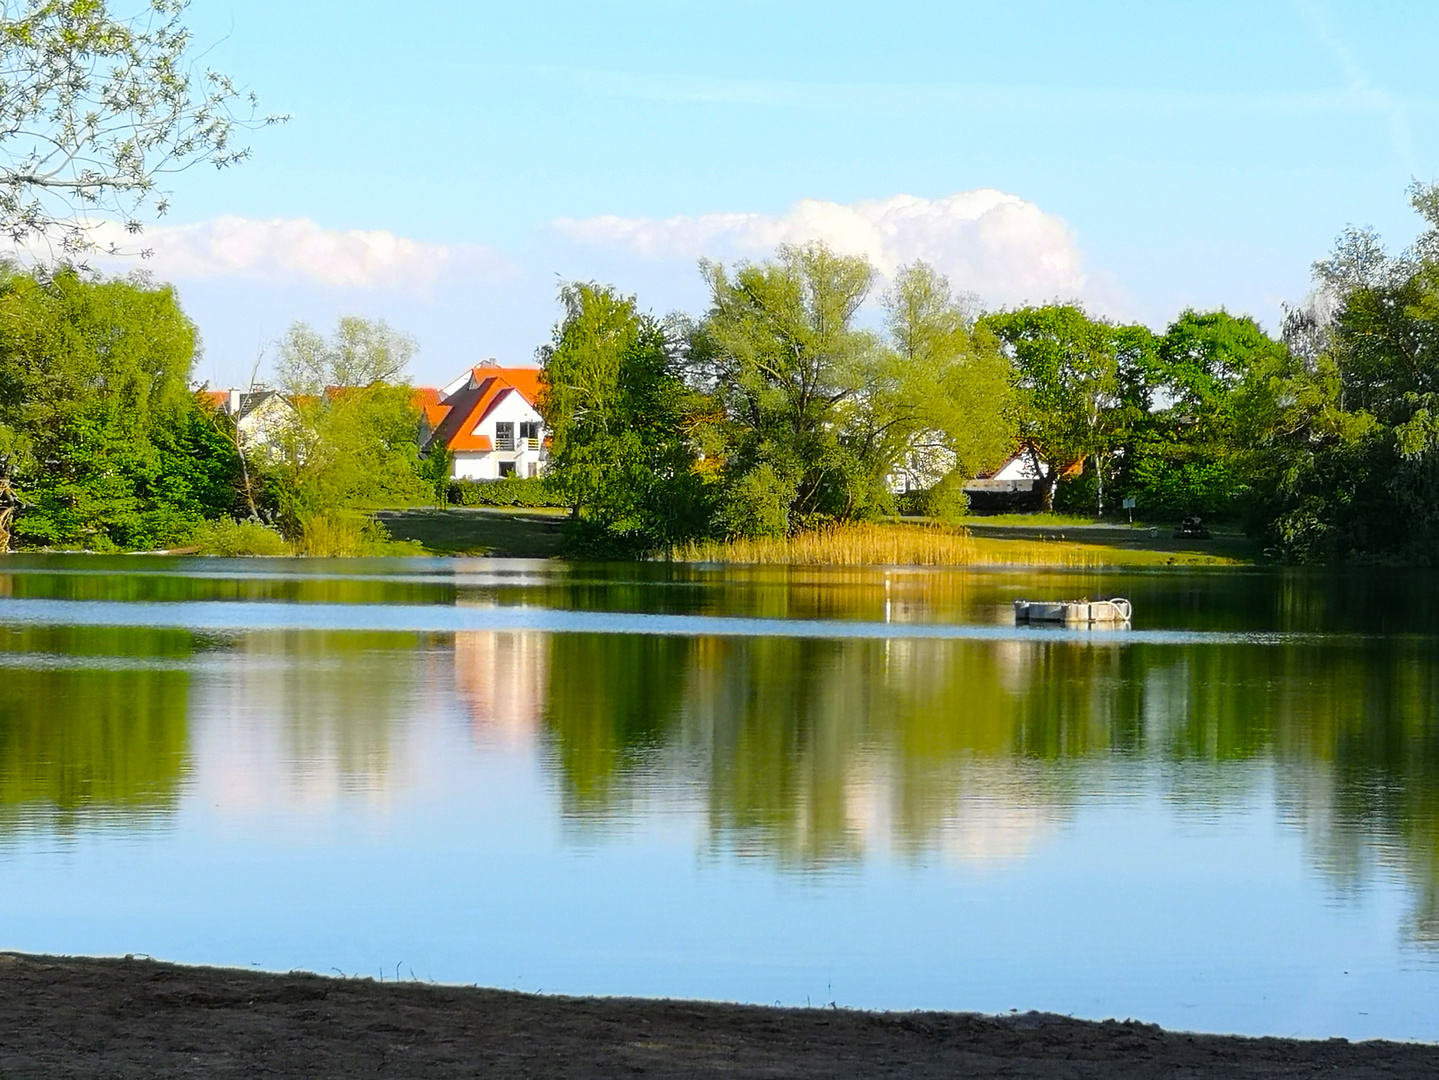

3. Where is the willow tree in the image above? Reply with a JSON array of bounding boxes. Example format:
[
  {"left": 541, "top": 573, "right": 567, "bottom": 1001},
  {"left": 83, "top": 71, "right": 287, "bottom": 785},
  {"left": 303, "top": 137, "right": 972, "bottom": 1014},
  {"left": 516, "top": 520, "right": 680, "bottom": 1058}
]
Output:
[
  {"left": 696, "top": 242, "right": 887, "bottom": 534},
  {"left": 878, "top": 263, "right": 1015, "bottom": 516},
  {"left": 265, "top": 318, "right": 427, "bottom": 533}
]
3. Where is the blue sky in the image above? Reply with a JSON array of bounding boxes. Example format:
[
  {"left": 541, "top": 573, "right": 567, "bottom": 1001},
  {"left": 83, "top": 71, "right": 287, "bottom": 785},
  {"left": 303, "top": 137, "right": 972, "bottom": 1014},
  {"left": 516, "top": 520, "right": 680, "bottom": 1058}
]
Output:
[{"left": 129, "top": 1, "right": 1439, "bottom": 386}]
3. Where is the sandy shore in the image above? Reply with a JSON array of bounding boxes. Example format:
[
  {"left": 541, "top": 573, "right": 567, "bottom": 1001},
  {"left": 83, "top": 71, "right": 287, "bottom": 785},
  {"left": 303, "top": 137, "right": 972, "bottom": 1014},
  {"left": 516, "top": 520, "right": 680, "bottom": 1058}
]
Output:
[{"left": 1, "top": 952, "right": 1435, "bottom": 1078}]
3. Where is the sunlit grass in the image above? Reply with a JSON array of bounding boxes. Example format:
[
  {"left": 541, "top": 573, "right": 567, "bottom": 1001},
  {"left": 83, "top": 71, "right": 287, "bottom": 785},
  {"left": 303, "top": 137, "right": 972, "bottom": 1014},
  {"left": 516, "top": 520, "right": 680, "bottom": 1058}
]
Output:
[
  {"left": 963, "top": 512, "right": 1108, "bottom": 527},
  {"left": 671, "top": 522, "right": 1241, "bottom": 568}
]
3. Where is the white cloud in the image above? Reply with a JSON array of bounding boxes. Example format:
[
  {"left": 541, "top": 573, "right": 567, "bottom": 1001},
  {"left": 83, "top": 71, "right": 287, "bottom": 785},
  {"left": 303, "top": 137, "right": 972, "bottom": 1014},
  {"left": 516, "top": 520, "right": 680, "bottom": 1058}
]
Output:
[
  {"left": 555, "top": 190, "right": 1104, "bottom": 310},
  {"left": 85, "top": 216, "right": 514, "bottom": 291}
]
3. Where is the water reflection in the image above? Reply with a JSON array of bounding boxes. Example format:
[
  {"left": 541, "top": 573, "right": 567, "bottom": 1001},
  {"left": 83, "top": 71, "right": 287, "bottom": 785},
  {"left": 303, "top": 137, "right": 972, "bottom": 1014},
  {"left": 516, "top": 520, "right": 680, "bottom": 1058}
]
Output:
[
  {"left": 536, "top": 631, "right": 1439, "bottom": 942},
  {"left": 1, "top": 561, "right": 1438, "bottom": 959},
  {"left": 193, "top": 630, "right": 430, "bottom": 809},
  {"left": 0, "top": 625, "right": 192, "bottom": 833},
  {"left": 454, "top": 630, "right": 548, "bottom": 748}
]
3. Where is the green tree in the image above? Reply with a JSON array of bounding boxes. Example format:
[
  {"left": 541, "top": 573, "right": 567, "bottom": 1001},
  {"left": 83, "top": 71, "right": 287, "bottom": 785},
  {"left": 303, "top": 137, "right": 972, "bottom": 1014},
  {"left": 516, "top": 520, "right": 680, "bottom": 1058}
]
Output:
[
  {"left": 697, "top": 242, "right": 888, "bottom": 533},
  {"left": 1248, "top": 183, "right": 1439, "bottom": 562},
  {"left": 265, "top": 317, "right": 427, "bottom": 532},
  {"left": 0, "top": 264, "right": 238, "bottom": 549},
  {"left": 538, "top": 282, "right": 709, "bottom": 549},
  {"left": 878, "top": 263, "right": 1015, "bottom": 516},
  {"left": 1126, "top": 310, "right": 1287, "bottom": 519},
  {"left": 981, "top": 304, "right": 1156, "bottom": 513},
  {"left": 0, "top": 0, "right": 282, "bottom": 255}
]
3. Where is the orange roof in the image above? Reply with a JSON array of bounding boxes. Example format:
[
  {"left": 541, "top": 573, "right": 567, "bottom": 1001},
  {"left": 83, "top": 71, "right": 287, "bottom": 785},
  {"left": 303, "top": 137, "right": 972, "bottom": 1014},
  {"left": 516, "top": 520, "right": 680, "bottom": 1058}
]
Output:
[
  {"left": 426, "top": 364, "right": 544, "bottom": 455},
  {"left": 448, "top": 432, "right": 493, "bottom": 452},
  {"left": 411, "top": 386, "right": 443, "bottom": 410},
  {"left": 199, "top": 390, "right": 228, "bottom": 412},
  {"left": 423, "top": 403, "right": 451, "bottom": 429},
  {"left": 473, "top": 364, "right": 542, "bottom": 405}
]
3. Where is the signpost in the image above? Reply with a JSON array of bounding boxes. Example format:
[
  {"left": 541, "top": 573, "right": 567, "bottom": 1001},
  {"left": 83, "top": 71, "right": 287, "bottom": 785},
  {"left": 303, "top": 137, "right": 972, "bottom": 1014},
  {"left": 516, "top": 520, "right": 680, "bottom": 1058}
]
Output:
[{"left": 1122, "top": 496, "right": 1137, "bottom": 527}]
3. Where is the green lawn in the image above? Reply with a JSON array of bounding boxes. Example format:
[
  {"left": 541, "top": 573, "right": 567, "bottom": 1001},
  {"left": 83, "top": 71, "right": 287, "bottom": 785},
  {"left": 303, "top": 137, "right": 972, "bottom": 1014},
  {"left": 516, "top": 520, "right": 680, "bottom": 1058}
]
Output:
[{"left": 372, "top": 507, "right": 568, "bottom": 557}]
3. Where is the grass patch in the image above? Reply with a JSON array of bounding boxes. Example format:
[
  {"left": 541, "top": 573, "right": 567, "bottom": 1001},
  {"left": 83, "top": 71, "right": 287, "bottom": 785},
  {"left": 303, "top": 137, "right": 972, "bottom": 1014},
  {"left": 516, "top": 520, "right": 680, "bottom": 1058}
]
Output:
[
  {"left": 963, "top": 512, "right": 1107, "bottom": 527},
  {"left": 372, "top": 507, "right": 568, "bottom": 557},
  {"left": 672, "top": 522, "right": 1243, "bottom": 568}
]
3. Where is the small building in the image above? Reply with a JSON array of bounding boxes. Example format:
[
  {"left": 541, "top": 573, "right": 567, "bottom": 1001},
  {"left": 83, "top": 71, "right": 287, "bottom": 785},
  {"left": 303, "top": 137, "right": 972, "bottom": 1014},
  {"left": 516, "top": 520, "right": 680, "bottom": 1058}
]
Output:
[
  {"left": 963, "top": 447, "right": 1050, "bottom": 512},
  {"left": 195, "top": 386, "right": 300, "bottom": 459},
  {"left": 421, "top": 362, "right": 549, "bottom": 481}
]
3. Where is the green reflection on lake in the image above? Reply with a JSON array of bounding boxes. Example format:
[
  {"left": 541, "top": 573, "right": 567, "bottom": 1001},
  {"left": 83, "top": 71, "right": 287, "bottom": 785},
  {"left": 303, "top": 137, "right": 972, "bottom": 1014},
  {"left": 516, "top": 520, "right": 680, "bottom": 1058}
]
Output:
[
  {"left": 540, "top": 629, "right": 1439, "bottom": 943},
  {"left": 0, "top": 625, "right": 193, "bottom": 831}
]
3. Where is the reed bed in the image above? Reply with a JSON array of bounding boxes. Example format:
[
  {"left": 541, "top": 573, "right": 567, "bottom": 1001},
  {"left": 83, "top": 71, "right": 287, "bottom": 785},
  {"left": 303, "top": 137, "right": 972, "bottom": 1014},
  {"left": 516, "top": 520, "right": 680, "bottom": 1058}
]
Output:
[{"left": 670, "top": 522, "right": 1117, "bottom": 568}]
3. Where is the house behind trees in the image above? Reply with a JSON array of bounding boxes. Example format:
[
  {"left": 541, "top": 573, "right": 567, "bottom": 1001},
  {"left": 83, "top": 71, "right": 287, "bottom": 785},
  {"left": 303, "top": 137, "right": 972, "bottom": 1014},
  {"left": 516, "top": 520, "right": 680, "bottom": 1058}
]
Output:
[{"left": 419, "top": 361, "right": 550, "bottom": 480}]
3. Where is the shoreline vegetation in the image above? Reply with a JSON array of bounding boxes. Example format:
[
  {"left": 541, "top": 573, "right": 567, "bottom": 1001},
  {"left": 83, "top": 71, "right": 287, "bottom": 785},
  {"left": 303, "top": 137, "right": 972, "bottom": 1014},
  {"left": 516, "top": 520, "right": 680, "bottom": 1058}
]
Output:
[
  {"left": 0, "top": 952, "right": 1434, "bottom": 1080},
  {"left": 2, "top": 186, "right": 1438, "bottom": 565},
  {"left": 105, "top": 510, "right": 1245, "bottom": 566},
  {"left": 8, "top": 185, "right": 1439, "bottom": 565},
  {"left": 669, "top": 520, "right": 1245, "bottom": 567}
]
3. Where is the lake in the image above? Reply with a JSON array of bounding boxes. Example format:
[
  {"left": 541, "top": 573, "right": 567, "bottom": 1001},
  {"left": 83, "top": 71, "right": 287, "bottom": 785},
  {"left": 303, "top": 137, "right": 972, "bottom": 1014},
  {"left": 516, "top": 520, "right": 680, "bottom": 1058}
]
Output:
[{"left": 1, "top": 554, "right": 1437, "bottom": 1041}]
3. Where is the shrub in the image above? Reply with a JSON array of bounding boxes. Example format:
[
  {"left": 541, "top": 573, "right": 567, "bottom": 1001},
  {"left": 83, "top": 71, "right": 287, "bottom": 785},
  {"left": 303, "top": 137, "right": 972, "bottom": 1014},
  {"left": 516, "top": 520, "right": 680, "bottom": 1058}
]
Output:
[
  {"left": 447, "top": 475, "right": 560, "bottom": 508},
  {"left": 293, "top": 512, "right": 422, "bottom": 557},
  {"left": 190, "top": 518, "right": 290, "bottom": 557}
]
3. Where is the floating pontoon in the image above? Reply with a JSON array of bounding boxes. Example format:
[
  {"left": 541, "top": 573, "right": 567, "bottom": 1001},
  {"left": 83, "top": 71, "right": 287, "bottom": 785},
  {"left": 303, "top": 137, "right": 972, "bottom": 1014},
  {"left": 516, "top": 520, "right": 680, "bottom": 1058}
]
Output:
[{"left": 1013, "top": 598, "right": 1132, "bottom": 626}]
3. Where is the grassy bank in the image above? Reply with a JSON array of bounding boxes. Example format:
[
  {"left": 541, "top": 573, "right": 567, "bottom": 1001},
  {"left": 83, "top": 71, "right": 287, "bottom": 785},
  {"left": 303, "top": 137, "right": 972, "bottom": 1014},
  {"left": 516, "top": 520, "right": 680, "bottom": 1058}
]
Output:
[{"left": 672, "top": 522, "right": 1245, "bottom": 568}]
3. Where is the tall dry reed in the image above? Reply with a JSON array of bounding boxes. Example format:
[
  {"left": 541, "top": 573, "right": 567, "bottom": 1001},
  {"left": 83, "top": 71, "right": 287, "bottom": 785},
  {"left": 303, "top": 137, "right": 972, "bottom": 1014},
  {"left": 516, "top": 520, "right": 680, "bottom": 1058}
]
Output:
[{"left": 670, "top": 522, "right": 1111, "bottom": 568}]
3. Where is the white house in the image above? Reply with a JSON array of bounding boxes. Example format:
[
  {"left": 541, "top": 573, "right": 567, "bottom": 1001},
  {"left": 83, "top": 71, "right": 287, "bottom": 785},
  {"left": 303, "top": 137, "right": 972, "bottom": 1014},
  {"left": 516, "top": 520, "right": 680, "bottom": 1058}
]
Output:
[
  {"left": 420, "top": 361, "right": 549, "bottom": 481},
  {"left": 199, "top": 387, "right": 300, "bottom": 460}
]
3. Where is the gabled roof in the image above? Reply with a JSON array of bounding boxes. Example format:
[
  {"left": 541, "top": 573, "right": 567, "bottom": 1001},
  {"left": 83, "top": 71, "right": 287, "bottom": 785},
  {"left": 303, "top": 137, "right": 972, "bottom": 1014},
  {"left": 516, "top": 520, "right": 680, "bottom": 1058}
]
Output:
[{"left": 425, "top": 364, "right": 544, "bottom": 455}]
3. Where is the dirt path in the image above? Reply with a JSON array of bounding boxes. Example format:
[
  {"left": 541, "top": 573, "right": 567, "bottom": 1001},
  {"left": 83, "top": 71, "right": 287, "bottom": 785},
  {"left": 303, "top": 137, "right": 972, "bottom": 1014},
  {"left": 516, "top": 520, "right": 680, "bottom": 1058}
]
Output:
[{"left": 0, "top": 954, "right": 1435, "bottom": 1078}]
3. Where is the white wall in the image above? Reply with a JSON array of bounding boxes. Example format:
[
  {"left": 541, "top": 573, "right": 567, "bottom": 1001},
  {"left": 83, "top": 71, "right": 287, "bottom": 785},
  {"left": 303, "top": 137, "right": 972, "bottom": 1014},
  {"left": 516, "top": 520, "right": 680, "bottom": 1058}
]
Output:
[{"left": 447, "top": 389, "right": 549, "bottom": 481}]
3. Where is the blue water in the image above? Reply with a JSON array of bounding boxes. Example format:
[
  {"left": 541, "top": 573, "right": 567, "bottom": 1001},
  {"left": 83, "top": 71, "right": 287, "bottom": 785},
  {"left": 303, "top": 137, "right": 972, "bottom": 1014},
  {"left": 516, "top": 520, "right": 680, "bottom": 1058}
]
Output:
[{"left": 1, "top": 556, "right": 1436, "bottom": 1040}]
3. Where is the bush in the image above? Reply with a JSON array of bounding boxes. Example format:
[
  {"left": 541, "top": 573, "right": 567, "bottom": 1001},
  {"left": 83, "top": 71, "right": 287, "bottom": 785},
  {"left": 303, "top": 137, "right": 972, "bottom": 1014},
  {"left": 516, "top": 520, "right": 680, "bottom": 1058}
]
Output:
[
  {"left": 189, "top": 518, "right": 290, "bottom": 557},
  {"left": 294, "top": 512, "right": 422, "bottom": 557},
  {"left": 893, "top": 473, "right": 969, "bottom": 523},
  {"left": 447, "top": 475, "right": 560, "bottom": 508}
]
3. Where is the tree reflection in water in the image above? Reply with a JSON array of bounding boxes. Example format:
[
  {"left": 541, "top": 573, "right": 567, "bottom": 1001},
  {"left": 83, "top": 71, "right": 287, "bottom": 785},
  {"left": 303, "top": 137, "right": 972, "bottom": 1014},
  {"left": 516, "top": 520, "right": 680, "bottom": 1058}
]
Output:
[
  {"left": 0, "top": 625, "right": 192, "bottom": 834},
  {"left": 539, "top": 629, "right": 1439, "bottom": 944}
]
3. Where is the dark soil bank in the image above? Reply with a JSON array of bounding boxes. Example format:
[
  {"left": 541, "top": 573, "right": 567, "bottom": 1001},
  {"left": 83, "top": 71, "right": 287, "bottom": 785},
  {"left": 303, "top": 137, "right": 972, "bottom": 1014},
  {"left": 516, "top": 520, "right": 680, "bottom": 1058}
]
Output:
[{"left": 2, "top": 953, "right": 1436, "bottom": 1079}]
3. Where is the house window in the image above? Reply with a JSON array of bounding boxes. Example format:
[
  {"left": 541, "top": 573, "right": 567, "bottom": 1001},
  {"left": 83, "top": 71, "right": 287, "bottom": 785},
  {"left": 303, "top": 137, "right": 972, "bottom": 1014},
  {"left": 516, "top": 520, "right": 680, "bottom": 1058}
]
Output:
[
  {"left": 495, "top": 422, "right": 515, "bottom": 451},
  {"left": 498, "top": 460, "right": 517, "bottom": 477}
]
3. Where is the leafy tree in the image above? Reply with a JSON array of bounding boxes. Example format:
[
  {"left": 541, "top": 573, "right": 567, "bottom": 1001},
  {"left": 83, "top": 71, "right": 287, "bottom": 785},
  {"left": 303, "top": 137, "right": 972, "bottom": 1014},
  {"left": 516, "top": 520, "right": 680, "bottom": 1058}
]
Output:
[
  {"left": 980, "top": 304, "right": 1156, "bottom": 513},
  {"left": 0, "top": 264, "right": 238, "bottom": 549},
  {"left": 538, "top": 282, "right": 709, "bottom": 549},
  {"left": 264, "top": 317, "right": 428, "bottom": 532},
  {"left": 1248, "top": 182, "right": 1439, "bottom": 562},
  {"left": 1125, "top": 310, "right": 1287, "bottom": 519},
  {"left": 0, "top": 0, "right": 282, "bottom": 255},
  {"left": 878, "top": 263, "right": 1015, "bottom": 513},
  {"left": 418, "top": 440, "right": 450, "bottom": 507},
  {"left": 275, "top": 316, "right": 416, "bottom": 394},
  {"left": 696, "top": 242, "right": 888, "bottom": 533}
]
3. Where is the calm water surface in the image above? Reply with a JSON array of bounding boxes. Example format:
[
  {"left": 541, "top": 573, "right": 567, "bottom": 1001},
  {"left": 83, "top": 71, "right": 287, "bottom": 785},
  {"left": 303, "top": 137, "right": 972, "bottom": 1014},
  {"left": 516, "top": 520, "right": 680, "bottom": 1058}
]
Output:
[{"left": 1, "top": 555, "right": 1437, "bottom": 1040}]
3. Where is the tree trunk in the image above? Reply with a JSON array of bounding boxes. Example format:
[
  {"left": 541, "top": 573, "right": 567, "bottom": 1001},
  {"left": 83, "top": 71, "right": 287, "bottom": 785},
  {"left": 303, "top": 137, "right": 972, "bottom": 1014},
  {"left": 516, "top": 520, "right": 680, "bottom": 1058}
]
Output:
[{"left": 0, "top": 476, "right": 16, "bottom": 552}]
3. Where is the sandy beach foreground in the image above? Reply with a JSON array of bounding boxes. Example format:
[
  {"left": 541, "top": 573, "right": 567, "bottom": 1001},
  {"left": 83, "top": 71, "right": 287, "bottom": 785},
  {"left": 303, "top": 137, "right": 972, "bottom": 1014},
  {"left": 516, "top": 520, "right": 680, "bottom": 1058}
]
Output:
[{"left": 0, "top": 954, "right": 1434, "bottom": 1079}]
